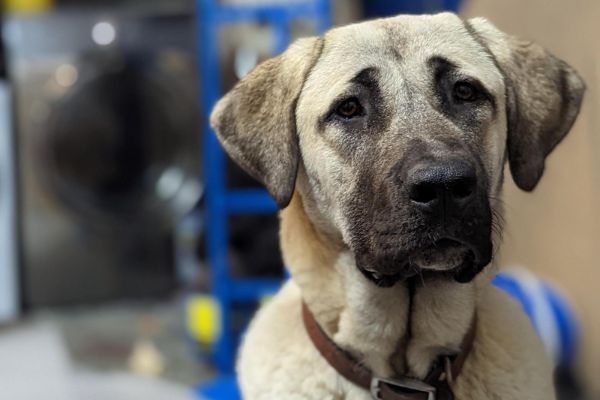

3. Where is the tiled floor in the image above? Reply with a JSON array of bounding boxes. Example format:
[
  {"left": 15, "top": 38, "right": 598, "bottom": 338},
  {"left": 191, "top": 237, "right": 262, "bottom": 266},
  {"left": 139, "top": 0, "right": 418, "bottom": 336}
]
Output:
[
  {"left": 36, "top": 298, "right": 216, "bottom": 386},
  {"left": 0, "top": 298, "right": 216, "bottom": 400}
]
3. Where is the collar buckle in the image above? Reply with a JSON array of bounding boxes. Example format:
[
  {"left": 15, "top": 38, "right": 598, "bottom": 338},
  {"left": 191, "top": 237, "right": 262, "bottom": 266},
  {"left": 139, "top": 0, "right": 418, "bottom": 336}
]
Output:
[{"left": 370, "top": 376, "right": 436, "bottom": 400}]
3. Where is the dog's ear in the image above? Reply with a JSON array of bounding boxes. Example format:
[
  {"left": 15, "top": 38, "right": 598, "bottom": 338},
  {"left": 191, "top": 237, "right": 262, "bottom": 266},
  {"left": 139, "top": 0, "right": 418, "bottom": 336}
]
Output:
[
  {"left": 210, "top": 37, "right": 323, "bottom": 207},
  {"left": 467, "top": 18, "right": 585, "bottom": 191}
]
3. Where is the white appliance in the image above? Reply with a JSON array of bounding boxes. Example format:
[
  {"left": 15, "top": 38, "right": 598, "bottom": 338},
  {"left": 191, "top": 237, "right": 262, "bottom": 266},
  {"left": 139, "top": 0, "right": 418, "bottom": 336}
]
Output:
[
  {"left": 0, "top": 81, "right": 19, "bottom": 322},
  {"left": 5, "top": 9, "right": 201, "bottom": 306}
]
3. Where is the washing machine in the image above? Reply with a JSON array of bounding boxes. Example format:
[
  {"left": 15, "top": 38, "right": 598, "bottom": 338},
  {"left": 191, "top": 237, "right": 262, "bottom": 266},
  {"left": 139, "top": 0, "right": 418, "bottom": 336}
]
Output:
[{"left": 4, "top": 7, "right": 202, "bottom": 306}]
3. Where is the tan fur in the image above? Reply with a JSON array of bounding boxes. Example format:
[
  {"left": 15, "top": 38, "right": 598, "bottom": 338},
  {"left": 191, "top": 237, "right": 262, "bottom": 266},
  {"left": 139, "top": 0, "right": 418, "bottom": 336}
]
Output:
[
  {"left": 239, "top": 194, "right": 553, "bottom": 399},
  {"left": 211, "top": 12, "right": 585, "bottom": 400}
]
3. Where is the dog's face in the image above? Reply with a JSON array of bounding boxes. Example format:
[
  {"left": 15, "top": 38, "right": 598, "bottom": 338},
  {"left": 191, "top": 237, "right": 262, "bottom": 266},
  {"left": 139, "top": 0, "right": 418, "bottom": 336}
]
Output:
[
  {"left": 296, "top": 15, "right": 507, "bottom": 285},
  {"left": 211, "top": 13, "right": 584, "bottom": 286}
]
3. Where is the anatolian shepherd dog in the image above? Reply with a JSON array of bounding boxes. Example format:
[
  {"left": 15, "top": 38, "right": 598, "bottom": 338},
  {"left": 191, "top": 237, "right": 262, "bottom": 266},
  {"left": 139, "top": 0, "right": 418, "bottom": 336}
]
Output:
[{"left": 210, "top": 13, "right": 585, "bottom": 400}]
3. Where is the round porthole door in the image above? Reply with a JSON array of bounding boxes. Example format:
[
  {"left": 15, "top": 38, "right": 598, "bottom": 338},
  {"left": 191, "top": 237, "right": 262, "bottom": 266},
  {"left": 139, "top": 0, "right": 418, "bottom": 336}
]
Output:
[{"left": 36, "top": 50, "right": 202, "bottom": 229}]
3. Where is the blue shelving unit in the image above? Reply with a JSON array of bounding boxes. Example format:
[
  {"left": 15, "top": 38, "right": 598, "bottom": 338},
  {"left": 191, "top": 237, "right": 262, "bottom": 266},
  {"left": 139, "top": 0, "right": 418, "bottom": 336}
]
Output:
[
  {"left": 195, "top": 0, "right": 332, "bottom": 375},
  {"left": 363, "top": 0, "right": 462, "bottom": 17}
]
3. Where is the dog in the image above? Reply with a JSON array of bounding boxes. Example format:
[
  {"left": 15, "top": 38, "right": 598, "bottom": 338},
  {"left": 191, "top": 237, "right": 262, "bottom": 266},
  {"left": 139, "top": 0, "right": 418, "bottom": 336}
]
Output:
[{"left": 210, "top": 13, "right": 585, "bottom": 399}]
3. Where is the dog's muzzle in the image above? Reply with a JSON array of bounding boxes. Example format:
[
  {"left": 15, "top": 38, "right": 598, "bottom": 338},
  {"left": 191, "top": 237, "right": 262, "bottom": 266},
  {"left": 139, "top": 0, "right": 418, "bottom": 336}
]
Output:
[{"left": 354, "top": 158, "right": 493, "bottom": 287}]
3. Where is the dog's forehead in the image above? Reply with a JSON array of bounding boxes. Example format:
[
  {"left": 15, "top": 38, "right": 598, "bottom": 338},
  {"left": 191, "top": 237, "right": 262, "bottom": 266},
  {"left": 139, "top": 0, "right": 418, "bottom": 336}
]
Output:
[{"left": 303, "top": 13, "right": 504, "bottom": 105}]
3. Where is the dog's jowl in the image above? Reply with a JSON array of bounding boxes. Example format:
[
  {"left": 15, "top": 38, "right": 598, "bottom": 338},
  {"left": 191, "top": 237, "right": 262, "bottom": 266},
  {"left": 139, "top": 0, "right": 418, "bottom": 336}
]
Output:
[{"left": 211, "top": 12, "right": 585, "bottom": 400}]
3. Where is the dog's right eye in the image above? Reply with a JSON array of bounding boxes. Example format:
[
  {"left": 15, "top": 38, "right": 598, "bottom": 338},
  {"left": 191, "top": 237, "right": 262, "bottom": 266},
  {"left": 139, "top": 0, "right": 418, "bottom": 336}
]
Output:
[
  {"left": 335, "top": 98, "right": 363, "bottom": 119},
  {"left": 453, "top": 81, "right": 486, "bottom": 103}
]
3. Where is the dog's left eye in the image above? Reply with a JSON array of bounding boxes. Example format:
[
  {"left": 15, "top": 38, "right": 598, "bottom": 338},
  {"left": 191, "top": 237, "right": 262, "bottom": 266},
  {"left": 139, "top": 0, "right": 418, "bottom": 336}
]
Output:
[
  {"left": 453, "top": 81, "right": 479, "bottom": 102},
  {"left": 335, "top": 98, "right": 363, "bottom": 119}
]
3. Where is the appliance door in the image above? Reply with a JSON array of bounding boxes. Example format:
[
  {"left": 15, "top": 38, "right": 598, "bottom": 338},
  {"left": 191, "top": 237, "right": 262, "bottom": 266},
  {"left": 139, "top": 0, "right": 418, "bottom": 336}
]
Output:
[{"left": 6, "top": 12, "right": 202, "bottom": 306}]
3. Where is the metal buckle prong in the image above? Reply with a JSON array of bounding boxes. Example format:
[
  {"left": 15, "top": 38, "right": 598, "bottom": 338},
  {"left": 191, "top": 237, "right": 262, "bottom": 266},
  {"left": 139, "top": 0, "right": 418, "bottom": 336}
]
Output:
[{"left": 370, "top": 376, "right": 436, "bottom": 400}]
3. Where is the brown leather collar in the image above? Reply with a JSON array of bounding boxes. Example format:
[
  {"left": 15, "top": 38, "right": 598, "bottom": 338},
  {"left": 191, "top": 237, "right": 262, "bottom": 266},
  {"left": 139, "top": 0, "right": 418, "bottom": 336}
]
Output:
[{"left": 302, "top": 302, "right": 477, "bottom": 400}]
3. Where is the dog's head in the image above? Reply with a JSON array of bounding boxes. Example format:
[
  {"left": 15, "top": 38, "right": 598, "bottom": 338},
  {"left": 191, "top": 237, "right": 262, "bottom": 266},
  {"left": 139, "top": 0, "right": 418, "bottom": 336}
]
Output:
[{"left": 211, "top": 13, "right": 585, "bottom": 287}]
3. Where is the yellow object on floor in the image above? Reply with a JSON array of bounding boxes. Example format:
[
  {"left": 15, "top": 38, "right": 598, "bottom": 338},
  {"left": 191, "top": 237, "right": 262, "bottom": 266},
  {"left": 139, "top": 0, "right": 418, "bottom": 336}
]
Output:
[
  {"left": 4, "top": 0, "right": 53, "bottom": 13},
  {"left": 186, "top": 295, "right": 221, "bottom": 345}
]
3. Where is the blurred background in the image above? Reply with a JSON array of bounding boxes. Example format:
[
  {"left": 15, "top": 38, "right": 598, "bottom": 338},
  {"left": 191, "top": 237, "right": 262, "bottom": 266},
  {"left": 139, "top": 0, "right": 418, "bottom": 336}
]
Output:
[{"left": 0, "top": 0, "right": 597, "bottom": 399}]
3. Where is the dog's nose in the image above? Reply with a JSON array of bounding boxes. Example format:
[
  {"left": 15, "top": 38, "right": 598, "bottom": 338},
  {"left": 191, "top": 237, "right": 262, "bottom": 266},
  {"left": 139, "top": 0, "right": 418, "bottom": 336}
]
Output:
[{"left": 408, "top": 161, "right": 477, "bottom": 212}]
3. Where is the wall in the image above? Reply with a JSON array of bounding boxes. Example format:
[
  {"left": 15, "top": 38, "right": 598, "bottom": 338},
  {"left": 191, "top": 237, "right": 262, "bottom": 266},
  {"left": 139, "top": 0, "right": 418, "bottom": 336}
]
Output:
[{"left": 461, "top": 0, "right": 600, "bottom": 396}]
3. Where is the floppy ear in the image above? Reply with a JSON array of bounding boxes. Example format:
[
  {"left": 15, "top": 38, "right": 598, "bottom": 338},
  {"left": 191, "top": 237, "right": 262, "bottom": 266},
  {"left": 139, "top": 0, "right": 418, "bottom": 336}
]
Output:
[
  {"left": 467, "top": 18, "right": 585, "bottom": 191},
  {"left": 210, "top": 37, "right": 323, "bottom": 207}
]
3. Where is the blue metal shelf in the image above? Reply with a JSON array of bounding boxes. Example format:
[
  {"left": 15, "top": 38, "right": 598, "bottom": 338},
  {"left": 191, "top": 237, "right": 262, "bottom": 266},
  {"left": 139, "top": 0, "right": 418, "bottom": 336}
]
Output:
[
  {"left": 230, "top": 278, "right": 282, "bottom": 302},
  {"left": 211, "top": 3, "right": 329, "bottom": 23},
  {"left": 225, "top": 189, "right": 277, "bottom": 213},
  {"left": 195, "top": 0, "right": 331, "bottom": 374}
]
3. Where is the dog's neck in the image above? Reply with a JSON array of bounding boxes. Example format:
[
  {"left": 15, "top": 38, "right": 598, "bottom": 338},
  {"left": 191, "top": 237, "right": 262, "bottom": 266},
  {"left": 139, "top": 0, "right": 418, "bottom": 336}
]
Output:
[{"left": 280, "top": 193, "right": 481, "bottom": 379}]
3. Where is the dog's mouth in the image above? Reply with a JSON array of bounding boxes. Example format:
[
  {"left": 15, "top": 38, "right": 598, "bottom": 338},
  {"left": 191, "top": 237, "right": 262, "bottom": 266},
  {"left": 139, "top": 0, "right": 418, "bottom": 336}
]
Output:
[
  {"left": 357, "top": 238, "right": 490, "bottom": 287},
  {"left": 411, "top": 238, "right": 471, "bottom": 271},
  {"left": 358, "top": 267, "right": 416, "bottom": 288}
]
